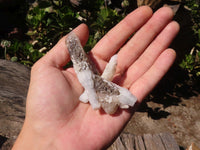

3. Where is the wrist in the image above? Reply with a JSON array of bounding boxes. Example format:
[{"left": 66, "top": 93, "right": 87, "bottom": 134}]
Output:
[{"left": 12, "top": 120, "right": 57, "bottom": 150}]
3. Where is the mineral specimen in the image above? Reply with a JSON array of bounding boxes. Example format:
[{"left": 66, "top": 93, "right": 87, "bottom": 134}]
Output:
[{"left": 66, "top": 32, "right": 137, "bottom": 114}]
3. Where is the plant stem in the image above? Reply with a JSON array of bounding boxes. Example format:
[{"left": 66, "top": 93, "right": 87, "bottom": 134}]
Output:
[{"left": 4, "top": 47, "right": 7, "bottom": 59}]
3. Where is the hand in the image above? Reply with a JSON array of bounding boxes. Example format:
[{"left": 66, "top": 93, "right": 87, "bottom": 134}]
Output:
[{"left": 12, "top": 6, "right": 179, "bottom": 150}]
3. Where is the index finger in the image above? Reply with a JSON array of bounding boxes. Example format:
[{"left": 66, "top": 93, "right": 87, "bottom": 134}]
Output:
[{"left": 91, "top": 6, "right": 153, "bottom": 62}]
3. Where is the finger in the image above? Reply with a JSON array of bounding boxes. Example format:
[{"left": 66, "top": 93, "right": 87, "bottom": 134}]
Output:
[
  {"left": 116, "top": 7, "right": 175, "bottom": 75},
  {"left": 116, "top": 21, "right": 180, "bottom": 87},
  {"left": 91, "top": 6, "right": 153, "bottom": 62},
  {"left": 40, "top": 24, "right": 89, "bottom": 68},
  {"left": 130, "top": 49, "right": 176, "bottom": 102}
]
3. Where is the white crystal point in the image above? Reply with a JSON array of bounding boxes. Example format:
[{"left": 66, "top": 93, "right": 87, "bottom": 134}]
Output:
[
  {"left": 79, "top": 91, "right": 88, "bottom": 103},
  {"left": 101, "top": 102, "right": 118, "bottom": 114},
  {"left": 101, "top": 54, "right": 118, "bottom": 81},
  {"left": 66, "top": 31, "right": 137, "bottom": 114},
  {"left": 118, "top": 86, "right": 137, "bottom": 108}
]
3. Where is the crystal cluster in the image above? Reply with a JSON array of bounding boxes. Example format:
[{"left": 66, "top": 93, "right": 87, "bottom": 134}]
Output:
[{"left": 66, "top": 32, "right": 137, "bottom": 114}]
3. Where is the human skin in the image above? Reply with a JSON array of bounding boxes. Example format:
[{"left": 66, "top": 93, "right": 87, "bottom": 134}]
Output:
[{"left": 12, "top": 6, "right": 179, "bottom": 150}]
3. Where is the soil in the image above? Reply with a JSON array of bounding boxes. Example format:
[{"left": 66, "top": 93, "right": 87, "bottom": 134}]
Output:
[
  {"left": 124, "top": 94, "right": 200, "bottom": 149},
  {"left": 120, "top": 65, "right": 200, "bottom": 149}
]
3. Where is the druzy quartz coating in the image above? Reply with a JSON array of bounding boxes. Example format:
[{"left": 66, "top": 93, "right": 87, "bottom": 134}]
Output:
[{"left": 66, "top": 32, "right": 137, "bottom": 114}]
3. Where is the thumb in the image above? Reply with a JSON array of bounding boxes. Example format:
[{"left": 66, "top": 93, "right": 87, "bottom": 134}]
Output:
[{"left": 40, "top": 24, "right": 89, "bottom": 68}]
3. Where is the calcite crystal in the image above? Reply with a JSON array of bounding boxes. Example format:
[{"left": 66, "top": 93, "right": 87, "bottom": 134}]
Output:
[{"left": 66, "top": 32, "right": 137, "bottom": 114}]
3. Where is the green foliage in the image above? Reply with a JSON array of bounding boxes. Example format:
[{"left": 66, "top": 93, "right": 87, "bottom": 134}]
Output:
[
  {"left": 0, "top": 0, "right": 124, "bottom": 66},
  {"left": 27, "top": 0, "right": 123, "bottom": 53},
  {"left": 1, "top": 40, "right": 11, "bottom": 59},
  {"left": 185, "top": 0, "right": 200, "bottom": 32},
  {"left": 180, "top": 0, "right": 200, "bottom": 78},
  {"left": 86, "top": 7, "right": 123, "bottom": 50},
  {"left": 26, "top": 1, "right": 80, "bottom": 50},
  {"left": 3, "top": 0, "right": 199, "bottom": 79},
  {"left": 6, "top": 39, "right": 44, "bottom": 65},
  {"left": 180, "top": 50, "right": 200, "bottom": 77}
]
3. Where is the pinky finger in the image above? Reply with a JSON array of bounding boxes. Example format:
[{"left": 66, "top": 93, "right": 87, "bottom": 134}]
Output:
[{"left": 130, "top": 49, "right": 176, "bottom": 103}]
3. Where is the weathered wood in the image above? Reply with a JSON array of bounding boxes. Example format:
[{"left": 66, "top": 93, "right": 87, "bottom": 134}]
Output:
[
  {"left": 109, "top": 132, "right": 180, "bottom": 150},
  {"left": 143, "top": 134, "right": 159, "bottom": 150},
  {"left": 135, "top": 135, "right": 145, "bottom": 150},
  {"left": 152, "top": 134, "right": 166, "bottom": 150},
  {"left": 0, "top": 59, "right": 30, "bottom": 149},
  {"left": 120, "top": 133, "right": 135, "bottom": 150},
  {"left": 111, "top": 136, "right": 127, "bottom": 150},
  {"left": 159, "top": 133, "right": 180, "bottom": 150}
]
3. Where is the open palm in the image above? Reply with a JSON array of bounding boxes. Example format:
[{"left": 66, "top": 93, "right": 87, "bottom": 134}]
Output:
[{"left": 13, "top": 6, "right": 179, "bottom": 150}]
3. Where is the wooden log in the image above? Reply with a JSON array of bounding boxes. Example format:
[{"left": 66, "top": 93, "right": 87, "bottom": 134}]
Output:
[
  {"left": 120, "top": 133, "right": 135, "bottom": 150},
  {"left": 0, "top": 59, "right": 30, "bottom": 149},
  {"left": 110, "top": 136, "right": 127, "bottom": 150},
  {"left": 143, "top": 134, "right": 161, "bottom": 150},
  {"left": 109, "top": 132, "right": 180, "bottom": 150},
  {"left": 135, "top": 135, "right": 145, "bottom": 150},
  {"left": 159, "top": 133, "right": 180, "bottom": 150},
  {"left": 152, "top": 134, "right": 166, "bottom": 150}
]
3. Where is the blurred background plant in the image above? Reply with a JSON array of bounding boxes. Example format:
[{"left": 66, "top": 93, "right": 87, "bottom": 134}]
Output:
[
  {"left": 0, "top": 0, "right": 126, "bottom": 66},
  {"left": 0, "top": 0, "right": 199, "bottom": 80},
  {"left": 179, "top": 0, "right": 200, "bottom": 78},
  {"left": 0, "top": 40, "right": 11, "bottom": 59}
]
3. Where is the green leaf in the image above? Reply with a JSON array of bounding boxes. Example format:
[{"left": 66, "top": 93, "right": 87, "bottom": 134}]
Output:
[{"left": 11, "top": 56, "right": 18, "bottom": 62}]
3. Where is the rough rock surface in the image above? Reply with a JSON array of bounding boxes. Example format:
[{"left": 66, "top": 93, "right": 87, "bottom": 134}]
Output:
[{"left": 0, "top": 59, "right": 29, "bottom": 149}]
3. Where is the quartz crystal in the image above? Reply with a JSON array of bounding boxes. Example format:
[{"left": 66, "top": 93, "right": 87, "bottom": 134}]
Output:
[{"left": 66, "top": 32, "right": 137, "bottom": 114}]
